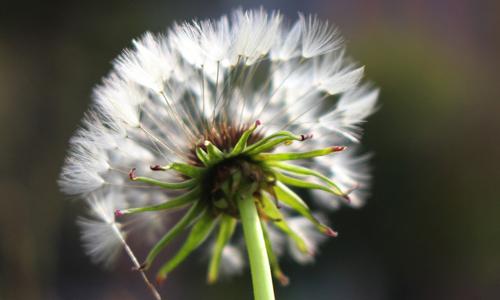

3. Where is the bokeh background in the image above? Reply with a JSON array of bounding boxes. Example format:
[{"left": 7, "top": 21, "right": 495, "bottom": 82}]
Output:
[{"left": 1, "top": 0, "right": 499, "bottom": 299}]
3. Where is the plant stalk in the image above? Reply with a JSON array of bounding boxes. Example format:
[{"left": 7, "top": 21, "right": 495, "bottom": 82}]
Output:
[
  {"left": 112, "top": 225, "right": 162, "bottom": 300},
  {"left": 238, "top": 192, "right": 275, "bottom": 300}
]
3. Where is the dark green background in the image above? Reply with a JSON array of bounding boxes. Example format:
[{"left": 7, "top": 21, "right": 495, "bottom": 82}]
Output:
[{"left": 1, "top": 0, "right": 499, "bottom": 299}]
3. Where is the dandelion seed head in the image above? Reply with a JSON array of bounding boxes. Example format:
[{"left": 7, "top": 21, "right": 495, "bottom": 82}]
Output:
[{"left": 60, "top": 8, "right": 379, "bottom": 283}]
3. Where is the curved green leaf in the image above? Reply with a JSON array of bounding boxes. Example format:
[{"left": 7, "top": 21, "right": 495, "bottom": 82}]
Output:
[
  {"left": 207, "top": 215, "right": 237, "bottom": 283},
  {"left": 157, "top": 210, "right": 219, "bottom": 282}
]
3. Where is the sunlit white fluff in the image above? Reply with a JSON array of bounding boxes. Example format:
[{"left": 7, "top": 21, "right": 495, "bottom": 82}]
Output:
[
  {"left": 329, "top": 149, "right": 372, "bottom": 208},
  {"left": 93, "top": 76, "right": 143, "bottom": 127},
  {"left": 270, "top": 20, "right": 302, "bottom": 61},
  {"left": 198, "top": 16, "right": 232, "bottom": 64},
  {"left": 313, "top": 53, "right": 365, "bottom": 95},
  {"left": 300, "top": 13, "right": 342, "bottom": 58},
  {"left": 319, "top": 85, "right": 379, "bottom": 142},
  {"left": 231, "top": 9, "right": 283, "bottom": 65},
  {"left": 115, "top": 33, "right": 173, "bottom": 92},
  {"left": 78, "top": 193, "right": 125, "bottom": 267},
  {"left": 313, "top": 147, "right": 372, "bottom": 209},
  {"left": 59, "top": 143, "right": 107, "bottom": 196},
  {"left": 287, "top": 217, "right": 329, "bottom": 264},
  {"left": 219, "top": 245, "right": 246, "bottom": 277},
  {"left": 60, "top": 8, "right": 378, "bottom": 271}
]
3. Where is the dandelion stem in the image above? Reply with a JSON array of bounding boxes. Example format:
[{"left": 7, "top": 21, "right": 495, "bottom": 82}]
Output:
[{"left": 238, "top": 191, "right": 275, "bottom": 300}]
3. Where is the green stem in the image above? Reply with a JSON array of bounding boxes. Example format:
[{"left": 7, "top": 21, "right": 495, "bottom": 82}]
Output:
[{"left": 238, "top": 192, "right": 275, "bottom": 300}]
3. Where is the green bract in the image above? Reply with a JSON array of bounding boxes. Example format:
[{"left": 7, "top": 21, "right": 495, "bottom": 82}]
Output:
[{"left": 117, "top": 121, "right": 346, "bottom": 283}]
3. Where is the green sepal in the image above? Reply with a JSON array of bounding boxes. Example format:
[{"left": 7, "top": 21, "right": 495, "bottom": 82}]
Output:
[
  {"left": 254, "top": 146, "right": 342, "bottom": 161},
  {"left": 156, "top": 210, "right": 220, "bottom": 282},
  {"left": 244, "top": 131, "right": 303, "bottom": 155},
  {"left": 195, "top": 147, "right": 210, "bottom": 167},
  {"left": 205, "top": 141, "right": 225, "bottom": 164},
  {"left": 122, "top": 187, "right": 200, "bottom": 215},
  {"left": 260, "top": 193, "right": 309, "bottom": 254},
  {"left": 267, "top": 161, "right": 344, "bottom": 195},
  {"left": 207, "top": 215, "right": 237, "bottom": 284},
  {"left": 261, "top": 219, "right": 290, "bottom": 286},
  {"left": 244, "top": 131, "right": 301, "bottom": 153},
  {"left": 229, "top": 121, "right": 259, "bottom": 156},
  {"left": 133, "top": 176, "right": 198, "bottom": 190},
  {"left": 274, "top": 172, "right": 337, "bottom": 195},
  {"left": 274, "top": 182, "right": 337, "bottom": 237},
  {"left": 167, "top": 162, "right": 205, "bottom": 178},
  {"left": 143, "top": 200, "right": 206, "bottom": 268}
]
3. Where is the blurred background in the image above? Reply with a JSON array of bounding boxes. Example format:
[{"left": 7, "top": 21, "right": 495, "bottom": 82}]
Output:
[{"left": 1, "top": 0, "right": 499, "bottom": 299}]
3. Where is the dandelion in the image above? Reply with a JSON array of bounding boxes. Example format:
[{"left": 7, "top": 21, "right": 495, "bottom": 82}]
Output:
[{"left": 60, "top": 8, "right": 378, "bottom": 300}]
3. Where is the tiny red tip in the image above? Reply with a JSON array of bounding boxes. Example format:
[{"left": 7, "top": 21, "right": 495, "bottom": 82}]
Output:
[
  {"left": 332, "top": 146, "right": 347, "bottom": 152},
  {"left": 342, "top": 183, "right": 359, "bottom": 203},
  {"left": 150, "top": 165, "right": 163, "bottom": 171},
  {"left": 114, "top": 209, "right": 123, "bottom": 217},
  {"left": 300, "top": 133, "right": 313, "bottom": 141},
  {"left": 255, "top": 120, "right": 262, "bottom": 126},
  {"left": 343, "top": 194, "right": 351, "bottom": 202},
  {"left": 128, "top": 168, "right": 137, "bottom": 180},
  {"left": 325, "top": 227, "right": 338, "bottom": 237},
  {"left": 156, "top": 276, "right": 166, "bottom": 285},
  {"left": 278, "top": 273, "right": 290, "bottom": 286}
]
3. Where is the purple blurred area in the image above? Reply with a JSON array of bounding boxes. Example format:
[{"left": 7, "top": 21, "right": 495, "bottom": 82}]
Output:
[{"left": 1, "top": 0, "right": 499, "bottom": 299}]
